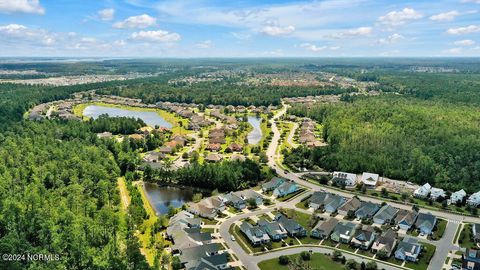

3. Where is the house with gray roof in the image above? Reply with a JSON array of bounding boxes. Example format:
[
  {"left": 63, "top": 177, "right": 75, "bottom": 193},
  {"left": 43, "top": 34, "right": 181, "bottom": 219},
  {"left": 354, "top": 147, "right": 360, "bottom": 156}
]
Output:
[
  {"left": 414, "top": 212, "right": 437, "bottom": 235},
  {"left": 262, "top": 177, "right": 285, "bottom": 192},
  {"left": 275, "top": 214, "right": 307, "bottom": 237},
  {"left": 394, "top": 237, "right": 422, "bottom": 262},
  {"left": 473, "top": 224, "right": 480, "bottom": 242},
  {"left": 236, "top": 190, "right": 264, "bottom": 207},
  {"left": 338, "top": 197, "right": 362, "bottom": 216},
  {"left": 351, "top": 226, "right": 377, "bottom": 250},
  {"left": 371, "top": 229, "right": 397, "bottom": 257},
  {"left": 224, "top": 192, "right": 246, "bottom": 210},
  {"left": 331, "top": 221, "right": 358, "bottom": 243},
  {"left": 308, "top": 191, "right": 346, "bottom": 213},
  {"left": 258, "top": 219, "right": 287, "bottom": 241},
  {"left": 178, "top": 243, "right": 223, "bottom": 269},
  {"left": 311, "top": 218, "right": 339, "bottom": 239},
  {"left": 373, "top": 205, "right": 399, "bottom": 225},
  {"left": 273, "top": 181, "right": 298, "bottom": 198},
  {"left": 394, "top": 210, "right": 418, "bottom": 231},
  {"left": 355, "top": 201, "right": 380, "bottom": 219},
  {"left": 239, "top": 221, "right": 270, "bottom": 246}
]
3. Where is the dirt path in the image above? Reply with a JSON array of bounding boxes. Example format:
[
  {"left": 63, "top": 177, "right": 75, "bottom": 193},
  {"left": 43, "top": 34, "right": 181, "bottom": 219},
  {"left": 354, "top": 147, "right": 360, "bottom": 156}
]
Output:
[{"left": 117, "top": 177, "right": 130, "bottom": 210}]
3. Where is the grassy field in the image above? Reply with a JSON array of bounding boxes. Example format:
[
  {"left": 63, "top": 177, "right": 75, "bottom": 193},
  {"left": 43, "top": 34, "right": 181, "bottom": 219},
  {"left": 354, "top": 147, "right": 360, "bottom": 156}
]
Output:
[
  {"left": 258, "top": 252, "right": 343, "bottom": 270},
  {"left": 405, "top": 242, "right": 436, "bottom": 270},
  {"left": 431, "top": 218, "right": 447, "bottom": 240},
  {"left": 277, "top": 188, "right": 307, "bottom": 202},
  {"left": 459, "top": 223, "right": 477, "bottom": 249}
]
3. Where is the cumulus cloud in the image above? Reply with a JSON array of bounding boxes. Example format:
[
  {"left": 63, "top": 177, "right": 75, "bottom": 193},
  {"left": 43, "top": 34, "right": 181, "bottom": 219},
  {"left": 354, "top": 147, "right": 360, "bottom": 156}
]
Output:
[
  {"left": 378, "top": 8, "right": 423, "bottom": 26},
  {"left": 98, "top": 8, "right": 115, "bottom": 21},
  {"left": 447, "top": 25, "right": 480, "bottom": 34},
  {"left": 113, "top": 14, "right": 156, "bottom": 29},
  {"left": 260, "top": 21, "right": 295, "bottom": 36},
  {"left": 326, "top": 27, "right": 372, "bottom": 39},
  {"left": 454, "top": 39, "right": 476, "bottom": 46},
  {"left": 0, "top": 0, "right": 44, "bottom": 15},
  {"left": 130, "top": 30, "right": 181, "bottom": 42},
  {"left": 299, "top": 43, "right": 339, "bottom": 52},
  {"left": 378, "top": 33, "right": 404, "bottom": 44},
  {"left": 0, "top": 24, "right": 55, "bottom": 45},
  {"left": 430, "top": 10, "right": 459, "bottom": 21},
  {"left": 444, "top": 47, "right": 462, "bottom": 54},
  {"left": 196, "top": 40, "right": 213, "bottom": 49}
]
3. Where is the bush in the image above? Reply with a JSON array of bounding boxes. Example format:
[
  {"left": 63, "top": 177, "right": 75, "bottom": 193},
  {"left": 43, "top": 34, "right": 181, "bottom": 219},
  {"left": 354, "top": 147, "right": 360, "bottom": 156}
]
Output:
[
  {"left": 300, "top": 251, "right": 311, "bottom": 261},
  {"left": 279, "top": 255, "right": 290, "bottom": 265}
]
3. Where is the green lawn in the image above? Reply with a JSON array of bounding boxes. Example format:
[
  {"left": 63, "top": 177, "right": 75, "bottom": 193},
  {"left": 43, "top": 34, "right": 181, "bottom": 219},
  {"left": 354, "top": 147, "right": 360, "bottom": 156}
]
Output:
[
  {"left": 201, "top": 228, "right": 215, "bottom": 233},
  {"left": 299, "top": 236, "right": 321, "bottom": 245},
  {"left": 258, "top": 253, "right": 343, "bottom": 270},
  {"left": 430, "top": 219, "right": 447, "bottom": 240},
  {"left": 338, "top": 243, "right": 357, "bottom": 252},
  {"left": 229, "top": 224, "right": 262, "bottom": 253},
  {"left": 281, "top": 209, "right": 316, "bottom": 231},
  {"left": 459, "top": 223, "right": 477, "bottom": 249},
  {"left": 405, "top": 242, "right": 436, "bottom": 270},
  {"left": 200, "top": 217, "right": 218, "bottom": 225},
  {"left": 277, "top": 188, "right": 306, "bottom": 202}
]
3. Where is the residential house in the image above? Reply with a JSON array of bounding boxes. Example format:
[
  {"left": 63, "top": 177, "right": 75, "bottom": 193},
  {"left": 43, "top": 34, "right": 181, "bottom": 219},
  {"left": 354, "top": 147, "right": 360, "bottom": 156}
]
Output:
[
  {"left": 206, "top": 143, "right": 221, "bottom": 151},
  {"left": 159, "top": 146, "right": 174, "bottom": 154},
  {"left": 239, "top": 221, "right": 270, "bottom": 246},
  {"left": 338, "top": 197, "right": 362, "bottom": 217},
  {"left": 143, "top": 151, "right": 165, "bottom": 163},
  {"left": 187, "top": 196, "right": 226, "bottom": 219},
  {"left": 273, "top": 181, "right": 298, "bottom": 198},
  {"left": 205, "top": 153, "right": 223, "bottom": 163},
  {"left": 355, "top": 201, "right": 380, "bottom": 220},
  {"left": 128, "top": 134, "right": 144, "bottom": 140},
  {"left": 224, "top": 192, "right": 246, "bottom": 210},
  {"left": 262, "top": 177, "right": 285, "bottom": 192},
  {"left": 468, "top": 192, "right": 480, "bottom": 207},
  {"left": 430, "top": 187, "right": 446, "bottom": 200},
  {"left": 228, "top": 143, "right": 243, "bottom": 152},
  {"left": 394, "top": 210, "right": 418, "bottom": 231},
  {"left": 373, "top": 205, "right": 399, "bottom": 225},
  {"left": 394, "top": 237, "right": 422, "bottom": 262},
  {"left": 177, "top": 243, "right": 225, "bottom": 269},
  {"left": 332, "top": 171, "right": 357, "bottom": 187},
  {"left": 331, "top": 221, "right": 358, "bottom": 243},
  {"left": 351, "top": 226, "right": 377, "bottom": 250},
  {"left": 236, "top": 190, "right": 264, "bottom": 207},
  {"left": 97, "top": 131, "right": 112, "bottom": 139},
  {"left": 463, "top": 249, "right": 480, "bottom": 270},
  {"left": 275, "top": 214, "right": 307, "bottom": 237},
  {"left": 361, "top": 172, "right": 379, "bottom": 188},
  {"left": 472, "top": 224, "right": 480, "bottom": 242},
  {"left": 372, "top": 229, "right": 397, "bottom": 257},
  {"left": 258, "top": 219, "right": 288, "bottom": 241},
  {"left": 414, "top": 212, "right": 437, "bottom": 235},
  {"left": 311, "top": 218, "right": 339, "bottom": 239},
  {"left": 414, "top": 183, "right": 431, "bottom": 198},
  {"left": 308, "top": 191, "right": 346, "bottom": 213},
  {"left": 449, "top": 189, "right": 467, "bottom": 205}
]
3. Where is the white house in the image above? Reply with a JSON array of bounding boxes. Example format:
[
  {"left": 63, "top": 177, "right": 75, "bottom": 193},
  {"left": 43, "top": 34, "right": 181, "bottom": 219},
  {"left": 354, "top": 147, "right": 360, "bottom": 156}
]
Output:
[
  {"left": 361, "top": 172, "right": 379, "bottom": 188},
  {"left": 448, "top": 189, "right": 466, "bottom": 205},
  {"left": 414, "top": 183, "right": 431, "bottom": 198},
  {"left": 468, "top": 191, "right": 480, "bottom": 207},
  {"left": 430, "top": 187, "right": 446, "bottom": 200},
  {"left": 332, "top": 171, "right": 357, "bottom": 187}
]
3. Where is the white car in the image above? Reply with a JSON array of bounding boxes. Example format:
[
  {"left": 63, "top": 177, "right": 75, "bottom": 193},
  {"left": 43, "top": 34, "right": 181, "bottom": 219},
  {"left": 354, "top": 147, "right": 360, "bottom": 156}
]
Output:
[{"left": 231, "top": 235, "right": 235, "bottom": 241}]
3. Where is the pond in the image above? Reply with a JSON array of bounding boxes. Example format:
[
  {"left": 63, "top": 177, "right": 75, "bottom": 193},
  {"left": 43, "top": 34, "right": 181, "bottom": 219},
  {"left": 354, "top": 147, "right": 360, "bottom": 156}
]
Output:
[
  {"left": 247, "top": 116, "right": 263, "bottom": 145},
  {"left": 143, "top": 182, "right": 201, "bottom": 215},
  {"left": 83, "top": 105, "right": 173, "bottom": 128}
]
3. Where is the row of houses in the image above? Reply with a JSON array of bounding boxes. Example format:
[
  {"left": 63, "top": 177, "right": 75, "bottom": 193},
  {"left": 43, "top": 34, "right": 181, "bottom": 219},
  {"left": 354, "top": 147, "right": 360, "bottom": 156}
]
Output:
[
  {"left": 166, "top": 211, "right": 233, "bottom": 270},
  {"left": 332, "top": 171, "right": 380, "bottom": 188},
  {"left": 311, "top": 217, "right": 424, "bottom": 262},
  {"left": 298, "top": 119, "right": 323, "bottom": 148},
  {"left": 416, "top": 183, "right": 480, "bottom": 206},
  {"left": 308, "top": 191, "right": 438, "bottom": 235},
  {"left": 262, "top": 177, "right": 299, "bottom": 198},
  {"left": 239, "top": 214, "right": 307, "bottom": 246}
]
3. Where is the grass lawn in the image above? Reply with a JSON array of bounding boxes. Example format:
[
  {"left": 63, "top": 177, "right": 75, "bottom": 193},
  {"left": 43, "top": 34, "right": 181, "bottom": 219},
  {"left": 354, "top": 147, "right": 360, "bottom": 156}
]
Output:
[
  {"left": 430, "top": 218, "right": 447, "bottom": 240},
  {"left": 299, "top": 236, "right": 321, "bottom": 245},
  {"left": 258, "top": 252, "right": 343, "bottom": 270},
  {"left": 384, "top": 256, "right": 405, "bottom": 266},
  {"left": 459, "top": 223, "right": 477, "bottom": 249},
  {"left": 229, "top": 224, "right": 263, "bottom": 253},
  {"left": 322, "top": 238, "right": 339, "bottom": 247},
  {"left": 338, "top": 243, "right": 357, "bottom": 253},
  {"left": 200, "top": 217, "right": 218, "bottom": 225},
  {"left": 228, "top": 206, "right": 241, "bottom": 214},
  {"left": 405, "top": 242, "right": 436, "bottom": 270},
  {"left": 201, "top": 228, "right": 215, "bottom": 233},
  {"left": 356, "top": 249, "right": 374, "bottom": 257},
  {"left": 281, "top": 209, "right": 316, "bottom": 231}
]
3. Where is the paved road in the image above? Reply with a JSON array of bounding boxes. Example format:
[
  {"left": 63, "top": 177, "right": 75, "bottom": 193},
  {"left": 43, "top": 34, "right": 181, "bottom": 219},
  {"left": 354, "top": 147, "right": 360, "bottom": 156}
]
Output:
[{"left": 427, "top": 221, "right": 460, "bottom": 270}]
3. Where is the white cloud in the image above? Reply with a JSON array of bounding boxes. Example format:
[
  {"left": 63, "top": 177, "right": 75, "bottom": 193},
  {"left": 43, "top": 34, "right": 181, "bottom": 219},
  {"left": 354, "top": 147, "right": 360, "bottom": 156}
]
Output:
[
  {"left": 114, "top": 40, "right": 126, "bottom": 47},
  {"left": 447, "top": 25, "right": 480, "bottom": 34},
  {"left": 0, "top": 24, "right": 54, "bottom": 45},
  {"left": 461, "top": 0, "right": 480, "bottom": 3},
  {"left": 299, "top": 43, "right": 339, "bottom": 52},
  {"left": 454, "top": 39, "right": 475, "bottom": 46},
  {"left": 378, "top": 33, "right": 404, "bottom": 44},
  {"left": 260, "top": 21, "right": 295, "bottom": 36},
  {"left": 444, "top": 47, "right": 462, "bottom": 54},
  {"left": 130, "top": 30, "right": 181, "bottom": 42},
  {"left": 0, "top": 0, "right": 44, "bottom": 15},
  {"left": 230, "top": 32, "right": 251, "bottom": 40},
  {"left": 429, "top": 10, "right": 459, "bottom": 21},
  {"left": 326, "top": 26, "right": 372, "bottom": 39},
  {"left": 113, "top": 14, "right": 156, "bottom": 29},
  {"left": 378, "top": 8, "right": 423, "bottom": 26},
  {"left": 98, "top": 8, "right": 115, "bottom": 21},
  {"left": 196, "top": 40, "right": 213, "bottom": 49}
]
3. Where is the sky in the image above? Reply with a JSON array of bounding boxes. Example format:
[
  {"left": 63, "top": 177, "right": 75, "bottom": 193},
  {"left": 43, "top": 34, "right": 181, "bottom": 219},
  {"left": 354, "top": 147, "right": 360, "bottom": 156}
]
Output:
[{"left": 0, "top": 0, "right": 479, "bottom": 57}]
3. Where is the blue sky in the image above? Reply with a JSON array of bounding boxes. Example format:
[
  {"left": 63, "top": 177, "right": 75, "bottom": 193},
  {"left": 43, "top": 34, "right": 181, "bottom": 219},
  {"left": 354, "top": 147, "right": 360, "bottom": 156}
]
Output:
[{"left": 0, "top": 0, "right": 479, "bottom": 57}]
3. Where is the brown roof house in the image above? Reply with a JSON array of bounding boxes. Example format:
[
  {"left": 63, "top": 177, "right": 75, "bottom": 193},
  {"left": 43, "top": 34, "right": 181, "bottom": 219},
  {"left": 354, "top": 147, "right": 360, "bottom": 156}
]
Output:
[
  {"left": 205, "top": 153, "right": 223, "bottom": 163},
  {"left": 227, "top": 143, "right": 243, "bottom": 152},
  {"left": 337, "top": 197, "right": 362, "bottom": 216}
]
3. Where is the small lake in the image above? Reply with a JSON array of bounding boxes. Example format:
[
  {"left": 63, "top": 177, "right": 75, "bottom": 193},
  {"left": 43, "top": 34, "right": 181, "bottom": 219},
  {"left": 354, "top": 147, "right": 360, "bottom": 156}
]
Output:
[
  {"left": 143, "top": 182, "right": 199, "bottom": 215},
  {"left": 83, "top": 105, "right": 173, "bottom": 128},
  {"left": 247, "top": 116, "right": 263, "bottom": 145}
]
